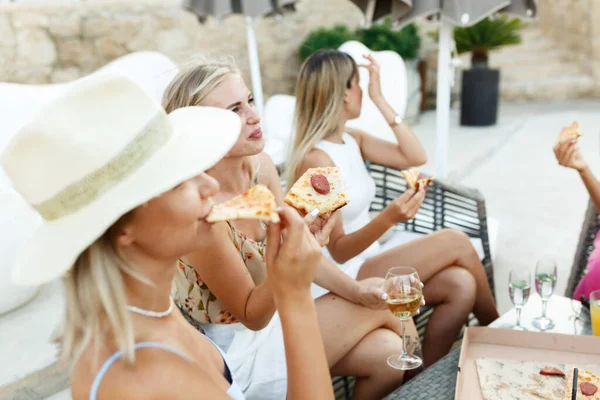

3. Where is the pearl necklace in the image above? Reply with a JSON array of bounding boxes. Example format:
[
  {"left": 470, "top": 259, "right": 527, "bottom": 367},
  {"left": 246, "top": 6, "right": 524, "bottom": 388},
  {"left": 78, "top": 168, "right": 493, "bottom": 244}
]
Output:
[{"left": 126, "top": 299, "right": 174, "bottom": 318}]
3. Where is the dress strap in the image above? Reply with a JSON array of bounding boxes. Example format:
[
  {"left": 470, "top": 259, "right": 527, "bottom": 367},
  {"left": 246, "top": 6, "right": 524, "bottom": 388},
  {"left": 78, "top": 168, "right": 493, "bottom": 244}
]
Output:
[{"left": 89, "top": 342, "right": 192, "bottom": 400}]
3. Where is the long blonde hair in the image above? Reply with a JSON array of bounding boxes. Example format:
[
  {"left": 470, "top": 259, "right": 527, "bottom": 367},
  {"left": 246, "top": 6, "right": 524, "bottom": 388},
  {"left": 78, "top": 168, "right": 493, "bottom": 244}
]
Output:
[
  {"left": 163, "top": 56, "right": 258, "bottom": 183},
  {"left": 60, "top": 212, "right": 148, "bottom": 365},
  {"left": 286, "top": 50, "right": 357, "bottom": 185}
]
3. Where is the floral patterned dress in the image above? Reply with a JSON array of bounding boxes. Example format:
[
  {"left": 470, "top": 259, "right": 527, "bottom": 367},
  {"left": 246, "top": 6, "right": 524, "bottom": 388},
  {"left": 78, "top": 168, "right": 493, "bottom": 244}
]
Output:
[{"left": 173, "top": 222, "right": 268, "bottom": 325}]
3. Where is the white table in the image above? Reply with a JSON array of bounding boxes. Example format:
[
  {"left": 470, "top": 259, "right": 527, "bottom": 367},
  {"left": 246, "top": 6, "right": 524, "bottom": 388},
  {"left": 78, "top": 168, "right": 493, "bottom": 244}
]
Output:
[{"left": 490, "top": 293, "right": 592, "bottom": 336}]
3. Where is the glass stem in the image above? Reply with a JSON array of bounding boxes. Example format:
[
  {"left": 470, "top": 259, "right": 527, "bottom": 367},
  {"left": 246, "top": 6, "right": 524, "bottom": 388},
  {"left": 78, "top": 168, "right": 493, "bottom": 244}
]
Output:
[
  {"left": 541, "top": 299, "right": 548, "bottom": 318},
  {"left": 515, "top": 306, "right": 522, "bottom": 327},
  {"left": 400, "top": 319, "right": 408, "bottom": 358}
]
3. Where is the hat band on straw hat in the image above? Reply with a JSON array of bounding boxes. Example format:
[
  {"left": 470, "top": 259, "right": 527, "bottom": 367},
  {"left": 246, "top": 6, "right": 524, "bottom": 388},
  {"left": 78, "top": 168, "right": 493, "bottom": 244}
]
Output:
[{"left": 33, "top": 113, "right": 172, "bottom": 221}]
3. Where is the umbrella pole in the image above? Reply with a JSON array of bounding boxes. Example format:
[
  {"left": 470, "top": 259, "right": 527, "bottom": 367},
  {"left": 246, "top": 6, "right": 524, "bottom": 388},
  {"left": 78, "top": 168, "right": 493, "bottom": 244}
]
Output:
[
  {"left": 245, "top": 16, "right": 265, "bottom": 117},
  {"left": 435, "top": 18, "right": 452, "bottom": 179}
]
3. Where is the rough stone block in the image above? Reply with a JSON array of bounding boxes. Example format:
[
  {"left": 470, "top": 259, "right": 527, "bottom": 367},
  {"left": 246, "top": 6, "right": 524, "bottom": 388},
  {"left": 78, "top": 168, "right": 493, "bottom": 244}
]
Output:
[
  {"left": 16, "top": 28, "right": 56, "bottom": 65},
  {"left": 57, "top": 38, "right": 96, "bottom": 67},
  {"left": 12, "top": 12, "right": 49, "bottom": 29},
  {"left": 48, "top": 14, "right": 81, "bottom": 38},
  {"left": 0, "top": 15, "right": 15, "bottom": 47},
  {"left": 51, "top": 66, "right": 81, "bottom": 83}
]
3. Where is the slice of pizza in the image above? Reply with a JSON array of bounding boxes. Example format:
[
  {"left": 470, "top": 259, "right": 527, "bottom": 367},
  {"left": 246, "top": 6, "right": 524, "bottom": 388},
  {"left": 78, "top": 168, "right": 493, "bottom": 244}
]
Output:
[
  {"left": 563, "top": 368, "right": 600, "bottom": 399},
  {"left": 207, "top": 184, "right": 280, "bottom": 223},
  {"left": 284, "top": 167, "right": 348, "bottom": 216},
  {"left": 557, "top": 121, "right": 582, "bottom": 144},
  {"left": 401, "top": 168, "right": 434, "bottom": 191}
]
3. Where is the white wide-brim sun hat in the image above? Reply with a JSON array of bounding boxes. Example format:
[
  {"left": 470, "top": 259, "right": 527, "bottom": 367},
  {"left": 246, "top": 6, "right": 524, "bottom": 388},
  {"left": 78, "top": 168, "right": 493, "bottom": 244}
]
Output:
[{"left": 1, "top": 73, "right": 241, "bottom": 286}]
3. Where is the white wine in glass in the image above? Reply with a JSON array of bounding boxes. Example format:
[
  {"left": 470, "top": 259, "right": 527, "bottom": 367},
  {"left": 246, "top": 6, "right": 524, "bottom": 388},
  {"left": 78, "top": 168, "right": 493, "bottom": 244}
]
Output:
[{"left": 384, "top": 266, "right": 423, "bottom": 370}]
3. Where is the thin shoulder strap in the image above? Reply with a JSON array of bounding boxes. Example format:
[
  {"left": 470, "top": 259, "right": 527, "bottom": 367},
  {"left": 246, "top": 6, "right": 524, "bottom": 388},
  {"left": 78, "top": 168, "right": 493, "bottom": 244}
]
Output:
[{"left": 89, "top": 342, "right": 192, "bottom": 400}]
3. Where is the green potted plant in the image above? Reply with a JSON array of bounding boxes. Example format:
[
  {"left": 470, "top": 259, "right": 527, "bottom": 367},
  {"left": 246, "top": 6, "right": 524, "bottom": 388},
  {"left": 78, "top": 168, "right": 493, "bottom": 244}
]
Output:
[
  {"left": 298, "top": 25, "right": 355, "bottom": 61},
  {"left": 454, "top": 15, "right": 524, "bottom": 126}
]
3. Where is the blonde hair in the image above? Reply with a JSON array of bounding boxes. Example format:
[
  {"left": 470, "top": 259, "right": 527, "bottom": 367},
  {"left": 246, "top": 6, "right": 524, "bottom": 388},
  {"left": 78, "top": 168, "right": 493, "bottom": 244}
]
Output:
[
  {"left": 163, "top": 56, "right": 258, "bottom": 183},
  {"left": 60, "top": 212, "right": 148, "bottom": 365},
  {"left": 286, "top": 50, "right": 357, "bottom": 185}
]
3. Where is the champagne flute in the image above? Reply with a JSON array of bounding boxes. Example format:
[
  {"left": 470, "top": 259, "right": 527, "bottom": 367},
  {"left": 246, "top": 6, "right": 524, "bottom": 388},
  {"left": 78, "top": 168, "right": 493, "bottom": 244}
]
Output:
[
  {"left": 506, "top": 268, "right": 531, "bottom": 330},
  {"left": 532, "top": 258, "right": 557, "bottom": 330},
  {"left": 384, "top": 266, "right": 423, "bottom": 370}
]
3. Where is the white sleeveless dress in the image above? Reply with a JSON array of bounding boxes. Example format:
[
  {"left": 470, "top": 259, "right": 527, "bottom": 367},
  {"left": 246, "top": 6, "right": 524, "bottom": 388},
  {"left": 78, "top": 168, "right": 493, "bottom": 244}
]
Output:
[{"left": 312, "top": 133, "right": 381, "bottom": 298}]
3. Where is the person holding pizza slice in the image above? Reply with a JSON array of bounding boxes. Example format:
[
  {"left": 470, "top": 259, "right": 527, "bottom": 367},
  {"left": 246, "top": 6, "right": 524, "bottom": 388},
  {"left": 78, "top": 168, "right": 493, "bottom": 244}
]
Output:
[
  {"left": 1, "top": 74, "right": 335, "bottom": 400},
  {"left": 163, "top": 57, "right": 420, "bottom": 400},
  {"left": 287, "top": 49, "right": 500, "bottom": 367}
]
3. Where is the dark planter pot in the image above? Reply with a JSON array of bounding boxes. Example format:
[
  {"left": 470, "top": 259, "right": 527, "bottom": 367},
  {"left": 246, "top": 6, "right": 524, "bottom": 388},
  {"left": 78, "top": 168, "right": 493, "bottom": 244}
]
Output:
[{"left": 460, "top": 67, "right": 500, "bottom": 126}]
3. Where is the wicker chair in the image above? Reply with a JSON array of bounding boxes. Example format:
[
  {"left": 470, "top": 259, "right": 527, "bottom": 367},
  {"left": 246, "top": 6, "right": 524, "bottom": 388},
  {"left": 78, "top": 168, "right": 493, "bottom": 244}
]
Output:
[
  {"left": 566, "top": 198, "right": 599, "bottom": 298},
  {"left": 331, "top": 162, "right": 495, "bottom": 399}
]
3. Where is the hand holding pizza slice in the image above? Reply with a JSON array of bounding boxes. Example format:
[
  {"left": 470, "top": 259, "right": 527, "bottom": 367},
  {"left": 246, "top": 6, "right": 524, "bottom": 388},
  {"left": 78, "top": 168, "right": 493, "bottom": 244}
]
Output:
[
  {"left": 557, "top": 121, "right": 582, "bottom": 144},
  {"left": 284, "top": 167, "right": 349, "bottom": 216},
  {"left": 207, "top": 184, "right": 280, "bottom": 224},
  {"left": 401, "top": 168, "right": 434, "bottom": 191}
]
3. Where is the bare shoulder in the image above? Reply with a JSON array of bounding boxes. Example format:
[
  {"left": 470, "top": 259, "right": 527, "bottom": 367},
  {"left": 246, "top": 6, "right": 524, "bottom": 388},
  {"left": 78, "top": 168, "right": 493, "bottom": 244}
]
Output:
[
  {"left": 72, "top": 345, "right": 229, "bottom": 400},
  {"left": 344, "top": 126, "right": 368, "bottom": 145},
  {"left": 301, "top": 148, "right": 335, "bottom": 171}
]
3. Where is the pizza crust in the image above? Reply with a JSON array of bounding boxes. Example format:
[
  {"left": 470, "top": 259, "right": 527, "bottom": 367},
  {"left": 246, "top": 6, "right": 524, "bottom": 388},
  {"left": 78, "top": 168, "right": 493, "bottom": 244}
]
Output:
[
  {"left": 207, "top": 184, "right": 280, "bottom": 223},
  {"left": 401, "top": 168, "right": 434, "bottom": 191},
  {"left": 284, "top": 167, "right": 348, "bottom": 216},
  {"left": 557, "top": 121, "right": 582, "bottom": 144}
]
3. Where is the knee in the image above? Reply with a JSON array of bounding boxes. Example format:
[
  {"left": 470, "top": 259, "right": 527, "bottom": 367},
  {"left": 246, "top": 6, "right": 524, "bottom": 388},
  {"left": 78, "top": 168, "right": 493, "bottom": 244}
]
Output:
[
  {"left": 440, "top": 228, "right": 479, "bottom": 261},
  {"left": 443, "top": 267, "right": 477, "bottom": 304}
]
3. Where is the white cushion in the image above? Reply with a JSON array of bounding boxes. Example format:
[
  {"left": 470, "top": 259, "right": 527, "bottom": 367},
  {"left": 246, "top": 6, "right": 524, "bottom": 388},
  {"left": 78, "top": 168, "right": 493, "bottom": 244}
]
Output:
[{"left": 263, "top": 94, "right": 296, "bottom": 166}]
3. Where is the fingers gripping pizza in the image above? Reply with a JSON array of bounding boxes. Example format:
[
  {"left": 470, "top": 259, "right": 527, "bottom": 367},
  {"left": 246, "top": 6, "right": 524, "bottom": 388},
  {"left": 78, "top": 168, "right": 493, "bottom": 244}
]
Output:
[
  {"left": 207, "top": 184, "right": 280, "bottom": 223},
  {"left": 401, "top": 168, "right": 434, "bottom": 191},
  {"left": 557, "top": 121, "right": 582, "bottom": 144},
  {"left": 284, "top": 167, "right": 348, "bottom": 216}
]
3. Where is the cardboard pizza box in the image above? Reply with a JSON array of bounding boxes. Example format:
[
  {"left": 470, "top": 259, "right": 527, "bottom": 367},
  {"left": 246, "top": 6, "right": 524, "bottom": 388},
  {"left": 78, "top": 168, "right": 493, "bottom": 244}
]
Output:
[{"left": 456, "top": 327, "right": 600, "bottom": 399}]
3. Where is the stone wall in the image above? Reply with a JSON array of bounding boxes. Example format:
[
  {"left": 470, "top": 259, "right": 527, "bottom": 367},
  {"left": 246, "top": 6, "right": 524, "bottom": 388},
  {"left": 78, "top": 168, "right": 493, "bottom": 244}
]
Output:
[
  {"left": 537, "top": 0, "right": 600, "bottom": 94},
  {"left": 0, "top": 0, "right": 363, "bottom": 97}
]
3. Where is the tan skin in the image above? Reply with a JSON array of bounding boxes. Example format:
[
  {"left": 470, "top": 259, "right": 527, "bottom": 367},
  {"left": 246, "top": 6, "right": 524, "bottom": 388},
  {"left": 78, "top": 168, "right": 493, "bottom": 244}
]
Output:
[
  {"left": 70, "top": 173, "right": 333, "bottom": 400},
  {"left": 183, "top": 73, "right": 419, "bottom": 399},
  {"left": 554, "top": 121, "right": 600, "bottom": 210},
  {"left": 296, "top": 54, "right": 500, "bottom": 367}
]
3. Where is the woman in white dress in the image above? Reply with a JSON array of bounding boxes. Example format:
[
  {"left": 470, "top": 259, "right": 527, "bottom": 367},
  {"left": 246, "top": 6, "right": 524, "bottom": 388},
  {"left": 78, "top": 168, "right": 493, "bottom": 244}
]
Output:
[
  {"left": 287, "top": 49, "right": 500, "bottom": 367},
  {"left": 163, "top": 57, "right": 421, "bottom": 400},
  {"left": 1, "top": 74, "right": 334, "bottom": 400}
]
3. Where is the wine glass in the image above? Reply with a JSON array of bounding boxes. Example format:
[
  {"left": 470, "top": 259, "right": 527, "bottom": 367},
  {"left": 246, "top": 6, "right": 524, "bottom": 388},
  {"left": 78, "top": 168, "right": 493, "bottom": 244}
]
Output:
[
  {"left": 383, "top": 266, "right": 423, "bottom": 370},
  {"left": 532, "top": 258, "right": 557, "bottom": 331},
  {"left": 505, "top": 268, "right": 531, "bottom": 330}
]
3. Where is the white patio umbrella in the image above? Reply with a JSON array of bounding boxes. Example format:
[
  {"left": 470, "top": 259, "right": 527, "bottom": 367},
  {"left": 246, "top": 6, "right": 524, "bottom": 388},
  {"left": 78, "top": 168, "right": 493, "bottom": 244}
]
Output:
[
  {"left": 349, "top": 0, "right": 537, "bottom": 178},
  {"left": 183, "top": 0, "right": 297, "bottom": 117}
]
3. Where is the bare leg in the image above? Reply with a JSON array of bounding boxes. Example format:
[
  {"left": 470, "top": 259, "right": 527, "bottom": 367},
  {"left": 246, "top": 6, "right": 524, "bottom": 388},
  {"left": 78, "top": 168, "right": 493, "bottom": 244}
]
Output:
[
  {"left": 358, "top": 229, "right": 499, "bottom": 325},
  {"left": 315, "top": 288, "right": 419, "bottom": 400},
  {"left": 420, "top": 267, "right": 476, "bottom": 366}
]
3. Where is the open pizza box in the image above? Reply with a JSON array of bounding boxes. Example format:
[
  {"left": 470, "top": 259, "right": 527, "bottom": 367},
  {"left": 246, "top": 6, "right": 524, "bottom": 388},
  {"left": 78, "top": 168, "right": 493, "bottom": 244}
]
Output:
[{"left": 456, "top": 327, "right": 600, "bottom": 399}]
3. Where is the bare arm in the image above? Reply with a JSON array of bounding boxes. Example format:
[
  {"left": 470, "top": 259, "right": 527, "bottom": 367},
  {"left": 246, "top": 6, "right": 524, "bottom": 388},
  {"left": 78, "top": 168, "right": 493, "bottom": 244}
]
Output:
[
  {"left": 554, "top": 135, "right": 600, "bottom": 210},
  {"left": 300, "top": 149, "right": 422, "bottom": 264},
  {"left": 353, "top": 54, "right": 427, "bottom": 168},
  {"left": 266, "top": 208, "right": 334, "bottom": 400},
  {"left": 185, "top": 224, "right": 275, "bottom": 331},
  {"left": 579, "top": 166, "right": 600, "bottom": 210},
  {"left": 260, "top": 151, "right": 365, "bottom": 296}
]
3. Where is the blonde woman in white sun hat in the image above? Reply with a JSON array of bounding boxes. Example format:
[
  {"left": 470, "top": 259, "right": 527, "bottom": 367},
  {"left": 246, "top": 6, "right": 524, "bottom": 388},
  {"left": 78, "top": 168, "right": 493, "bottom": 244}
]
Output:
[{"left": 0, "top": 73, "right": 333, "bottom": 400}]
